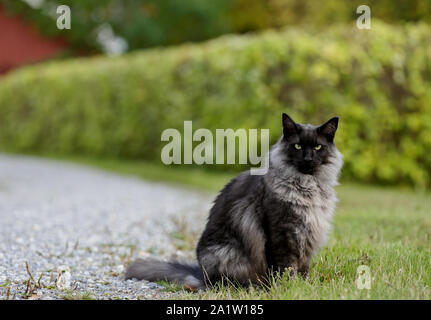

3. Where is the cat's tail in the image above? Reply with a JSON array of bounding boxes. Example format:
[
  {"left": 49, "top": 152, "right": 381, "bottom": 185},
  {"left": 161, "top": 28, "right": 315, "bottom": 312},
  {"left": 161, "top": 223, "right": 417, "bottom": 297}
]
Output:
[{"left": 125, "top": 258, "right": 205, "bottom": 290}]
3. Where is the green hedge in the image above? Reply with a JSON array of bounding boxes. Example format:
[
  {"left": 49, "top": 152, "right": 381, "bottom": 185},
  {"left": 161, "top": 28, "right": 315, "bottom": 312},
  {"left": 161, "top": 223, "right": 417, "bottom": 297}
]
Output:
[{"left": 1, "top": 21, "right": 431, "bottom": 187}]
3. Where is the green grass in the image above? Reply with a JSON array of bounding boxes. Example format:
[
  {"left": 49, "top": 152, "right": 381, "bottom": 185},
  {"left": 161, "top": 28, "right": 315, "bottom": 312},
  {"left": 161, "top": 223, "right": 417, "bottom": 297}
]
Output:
[
  {"left": 61, "top": 291, "right": 94, "bottom": 300},
  {"left": 187, "top": 185, "right": 431, "bottom": 299},
  {"left": 38, "top": 155, "right": 431, "bottom": 299}
]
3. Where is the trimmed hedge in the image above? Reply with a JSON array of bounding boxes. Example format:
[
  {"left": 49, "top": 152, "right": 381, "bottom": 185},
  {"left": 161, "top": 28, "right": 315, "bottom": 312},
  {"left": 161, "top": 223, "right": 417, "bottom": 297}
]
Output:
[{"left": 1, "top": 21, "right": 431, "bottom": 187}]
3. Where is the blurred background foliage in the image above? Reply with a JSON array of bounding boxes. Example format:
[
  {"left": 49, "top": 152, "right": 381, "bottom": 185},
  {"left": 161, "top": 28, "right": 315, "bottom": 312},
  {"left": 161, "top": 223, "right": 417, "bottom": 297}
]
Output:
[
  {"left": 1, "top": 0, "right": 232, "bottom": 54},
  {"left": 0, "top": 1, "right": 430, "bottom": 188},
  {"left": 1, "top": 22, "right": 431, "bottom": 187},
  {"left": 1, "top": 0, "right": 431, "bottom": 54},
  {"left": 230, "top": 0, "right": 431, "bottom": 32}
]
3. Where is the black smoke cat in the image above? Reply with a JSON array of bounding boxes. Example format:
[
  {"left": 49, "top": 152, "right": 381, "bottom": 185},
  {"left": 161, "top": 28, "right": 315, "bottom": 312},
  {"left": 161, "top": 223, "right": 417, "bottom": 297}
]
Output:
[{"left": 126, "top": 113, "right": 343, "bottom": 289}]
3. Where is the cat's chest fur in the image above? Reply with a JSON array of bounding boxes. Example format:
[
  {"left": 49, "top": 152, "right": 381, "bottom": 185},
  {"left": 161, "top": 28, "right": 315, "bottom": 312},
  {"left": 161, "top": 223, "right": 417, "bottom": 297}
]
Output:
[
  {"left": 263, "top": 141, "right": 342, "bottom": 256},
  {"left": 266, "top": 175, "right": 336, "bottom": 253}
]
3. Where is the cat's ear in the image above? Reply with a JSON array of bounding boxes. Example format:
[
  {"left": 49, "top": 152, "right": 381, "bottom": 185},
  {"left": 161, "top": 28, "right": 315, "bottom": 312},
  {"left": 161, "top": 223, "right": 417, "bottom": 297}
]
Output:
[
  {"left": 318, "top": 117, "right": 339, "bottom": 142},
  {"left": 282, "top": 113, "right": 298, "bottom": 138}
]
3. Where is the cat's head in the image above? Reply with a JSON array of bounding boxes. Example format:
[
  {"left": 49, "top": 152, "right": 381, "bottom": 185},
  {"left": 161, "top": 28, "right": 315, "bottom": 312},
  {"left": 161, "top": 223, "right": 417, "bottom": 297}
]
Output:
[{"left": 280, "top": 113, "right": 339, "bottom": 175}]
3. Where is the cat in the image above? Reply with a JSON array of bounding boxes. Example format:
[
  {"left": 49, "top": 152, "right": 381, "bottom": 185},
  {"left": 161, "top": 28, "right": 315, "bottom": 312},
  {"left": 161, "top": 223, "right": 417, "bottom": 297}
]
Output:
[{"left": 125, "top": 113, "right": 343, "bottom": 289}]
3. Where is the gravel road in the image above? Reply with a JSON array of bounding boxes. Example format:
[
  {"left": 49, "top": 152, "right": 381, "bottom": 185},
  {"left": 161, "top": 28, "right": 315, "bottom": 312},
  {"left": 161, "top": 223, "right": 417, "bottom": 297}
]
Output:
[{"left": 0, "top": 154, "right": 213, "bottom": 300}]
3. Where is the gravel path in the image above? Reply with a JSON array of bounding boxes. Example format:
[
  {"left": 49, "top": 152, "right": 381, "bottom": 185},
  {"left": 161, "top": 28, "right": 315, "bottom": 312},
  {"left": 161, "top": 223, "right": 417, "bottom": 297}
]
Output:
[{"left": 0, "top": 154, "right": 213, "bottom": 300}]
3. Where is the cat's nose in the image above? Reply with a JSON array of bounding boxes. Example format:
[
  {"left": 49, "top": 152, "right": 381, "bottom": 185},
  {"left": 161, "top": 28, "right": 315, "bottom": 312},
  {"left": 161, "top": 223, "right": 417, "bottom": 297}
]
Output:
[{"left": 304, "top": 157, "right": 312, "bottom": 162}]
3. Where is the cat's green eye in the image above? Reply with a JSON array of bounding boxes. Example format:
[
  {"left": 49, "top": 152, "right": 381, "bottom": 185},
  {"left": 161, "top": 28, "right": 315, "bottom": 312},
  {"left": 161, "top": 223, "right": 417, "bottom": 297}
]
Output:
[
  {"left": 315, "top": 144, "right": 322, "bottom": 151},
  {"left": 294, "top": 144, "right": 302, "bottom": 150}
]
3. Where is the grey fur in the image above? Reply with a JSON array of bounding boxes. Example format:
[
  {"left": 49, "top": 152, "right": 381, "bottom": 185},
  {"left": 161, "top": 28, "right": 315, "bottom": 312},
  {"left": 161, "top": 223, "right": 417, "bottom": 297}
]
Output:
[
  {"left": 265, "top": 138, "right": 343, "bottom": 256},
  {"left": 126, "top": 115, "right": 343, "bottom": 289},
  {"left": 125, "top": 258, "right": 205, "bottom": 289}
]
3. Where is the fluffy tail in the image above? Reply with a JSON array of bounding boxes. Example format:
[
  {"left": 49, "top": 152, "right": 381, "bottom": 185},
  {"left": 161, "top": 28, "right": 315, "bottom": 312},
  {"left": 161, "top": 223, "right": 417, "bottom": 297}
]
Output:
[{"left": 125, "top": 259, "right": 205, "bottom": 289}]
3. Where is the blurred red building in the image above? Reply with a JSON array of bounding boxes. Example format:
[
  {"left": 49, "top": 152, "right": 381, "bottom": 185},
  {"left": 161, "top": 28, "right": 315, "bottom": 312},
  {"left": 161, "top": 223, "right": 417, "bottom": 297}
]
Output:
[{"left": 0, "top": 6, "right": 66, "bottom": 74}]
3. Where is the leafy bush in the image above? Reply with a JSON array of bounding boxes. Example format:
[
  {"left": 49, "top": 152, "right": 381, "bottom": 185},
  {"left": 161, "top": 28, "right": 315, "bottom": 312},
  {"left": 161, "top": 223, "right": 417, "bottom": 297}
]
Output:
[
  {"left": 0, "top": 21, "right": 430, "bottom": 187},
  {"left": 231, "top": 0, "right": 431, "bottom": 33}
]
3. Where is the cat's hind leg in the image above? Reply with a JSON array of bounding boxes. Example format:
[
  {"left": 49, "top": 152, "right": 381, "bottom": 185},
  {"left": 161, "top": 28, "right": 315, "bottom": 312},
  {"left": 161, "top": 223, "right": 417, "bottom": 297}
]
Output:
[{"left": 198, "top": 244, "right": 261, "bottom": 287}]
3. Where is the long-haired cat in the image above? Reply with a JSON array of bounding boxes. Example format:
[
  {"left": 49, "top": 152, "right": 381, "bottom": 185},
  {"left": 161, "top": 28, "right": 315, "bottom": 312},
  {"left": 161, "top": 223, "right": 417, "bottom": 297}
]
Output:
[{"left": 126, "top": 113, "right": 343, "bottom": 289}]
